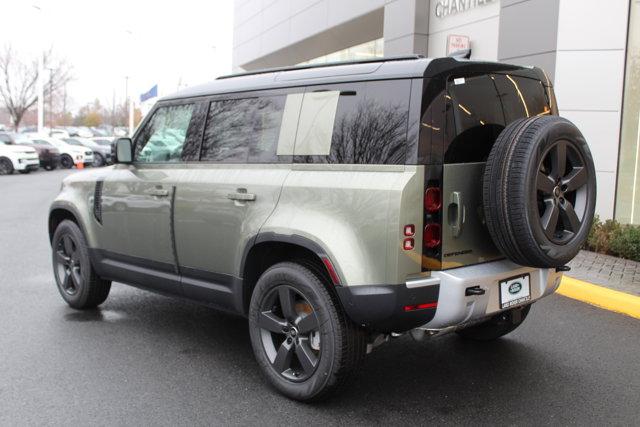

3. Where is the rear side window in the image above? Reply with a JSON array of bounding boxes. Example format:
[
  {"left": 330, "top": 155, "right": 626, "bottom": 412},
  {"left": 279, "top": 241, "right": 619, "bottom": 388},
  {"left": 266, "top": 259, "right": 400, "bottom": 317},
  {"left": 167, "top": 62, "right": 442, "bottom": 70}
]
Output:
[
  {"left": 294, "top": 80, "right": 411, "bottom": 164},
  {"left": 441, "top": 73, "right": 551, "bottom": 164},
  {"left": 493, "top": 74, "right": 551, "bottom": 122},
  {"left": 200, "top": 96, "right": 286, "bottom": 163},
  {"left": 134, "top": 104, "right": 194, "bottom": 163},
  {"left": 444, "top": 75, "right": 505, "bottom": 164}
]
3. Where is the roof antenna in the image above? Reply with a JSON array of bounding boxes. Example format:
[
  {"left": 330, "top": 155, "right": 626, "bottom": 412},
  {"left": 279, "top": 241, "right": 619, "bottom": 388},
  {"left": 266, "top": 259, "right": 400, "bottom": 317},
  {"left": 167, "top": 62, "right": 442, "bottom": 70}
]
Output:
[{"left": 448, "top": 48, "right": 471, "bottom": 59}]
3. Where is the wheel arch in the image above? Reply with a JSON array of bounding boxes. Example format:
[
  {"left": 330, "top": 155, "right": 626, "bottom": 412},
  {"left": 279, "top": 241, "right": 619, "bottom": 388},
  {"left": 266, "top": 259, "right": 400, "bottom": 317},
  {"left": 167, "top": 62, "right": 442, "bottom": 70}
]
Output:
[
  {"left": 240, "top": 233, "right": 344, "bottom": 315},
  {"left": 48, "top": 204, "right": 89, "bottom": 245}
]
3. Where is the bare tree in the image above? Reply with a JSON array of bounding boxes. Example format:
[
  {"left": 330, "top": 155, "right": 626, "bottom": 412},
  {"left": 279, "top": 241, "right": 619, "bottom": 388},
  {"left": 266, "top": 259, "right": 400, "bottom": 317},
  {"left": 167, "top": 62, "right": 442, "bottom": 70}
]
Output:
[{"left": 0, "top": 45, "right": 72, "bottom": 130}]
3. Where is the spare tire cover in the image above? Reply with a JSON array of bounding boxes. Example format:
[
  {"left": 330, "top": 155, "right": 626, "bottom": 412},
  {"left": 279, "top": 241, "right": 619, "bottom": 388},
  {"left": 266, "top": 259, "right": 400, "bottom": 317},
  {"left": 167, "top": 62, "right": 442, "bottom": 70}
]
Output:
[{"left": 483, "top": 116, "right": 596, "bottom": 268}]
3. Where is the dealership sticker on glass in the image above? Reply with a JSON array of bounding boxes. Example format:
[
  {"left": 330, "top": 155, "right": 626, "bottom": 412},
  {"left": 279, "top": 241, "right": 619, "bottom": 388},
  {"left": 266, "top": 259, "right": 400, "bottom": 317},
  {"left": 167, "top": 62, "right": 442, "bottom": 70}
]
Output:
[{"left": 499, "top": 274, "right": 531, "bottom": 309}]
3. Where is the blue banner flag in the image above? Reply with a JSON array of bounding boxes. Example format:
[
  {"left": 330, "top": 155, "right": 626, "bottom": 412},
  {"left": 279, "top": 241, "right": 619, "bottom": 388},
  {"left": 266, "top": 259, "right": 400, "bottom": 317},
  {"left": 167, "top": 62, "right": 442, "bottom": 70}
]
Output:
[{"left": 140, "top": 84, "right": 158, "bottom": 102}]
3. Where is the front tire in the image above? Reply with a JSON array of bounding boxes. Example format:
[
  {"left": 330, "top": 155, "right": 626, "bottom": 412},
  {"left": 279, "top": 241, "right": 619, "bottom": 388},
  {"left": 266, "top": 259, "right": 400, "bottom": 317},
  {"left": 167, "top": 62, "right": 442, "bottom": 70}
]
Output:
[
  {"left": 93, "top": 153, "right": 104, "bottom": 167},
  {"left": 248, "top": 262, "right": 366, "bottom": 401},
  {"left": 456, "top": 304, "right": 531, "bottom": 341},
  {"left": 51, "top": 220, "right": 111, "bottom": 309},
  {"left": 0, "top": 157, "right": 14, "bottom": 175},
  {"left": 60, "top": 154, "right": 74, "bottom": 169}
]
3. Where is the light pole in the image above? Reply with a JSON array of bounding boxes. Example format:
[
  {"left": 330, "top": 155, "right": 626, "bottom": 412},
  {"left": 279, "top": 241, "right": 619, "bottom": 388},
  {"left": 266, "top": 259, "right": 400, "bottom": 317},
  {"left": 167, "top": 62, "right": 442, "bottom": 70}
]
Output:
[
  {"left": 33, "top": 3, "right": 44, "bottom": 133},
  {"left": 47, "top": 67, "right": 54, "bottom": 129},
  {"left": 124, "top": 29, "right": 135, "bottom": 136}
]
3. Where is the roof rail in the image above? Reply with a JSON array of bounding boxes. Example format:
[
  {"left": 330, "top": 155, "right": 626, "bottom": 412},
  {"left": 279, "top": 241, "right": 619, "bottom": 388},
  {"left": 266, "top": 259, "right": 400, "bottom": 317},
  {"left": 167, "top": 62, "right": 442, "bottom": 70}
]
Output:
[{"left": 216, "top": 55, "right": 425, "bottom": 80}]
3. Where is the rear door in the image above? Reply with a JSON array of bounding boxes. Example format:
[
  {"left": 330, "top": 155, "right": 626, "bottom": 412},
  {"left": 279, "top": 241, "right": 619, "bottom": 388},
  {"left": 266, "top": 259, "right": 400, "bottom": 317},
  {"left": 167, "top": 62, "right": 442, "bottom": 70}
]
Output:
[
  {"left": 439, "top": 72, "right": 552, "bottom": 268},
  {"left": 173, "top": 90, "right": 296, "bottom": 307}
]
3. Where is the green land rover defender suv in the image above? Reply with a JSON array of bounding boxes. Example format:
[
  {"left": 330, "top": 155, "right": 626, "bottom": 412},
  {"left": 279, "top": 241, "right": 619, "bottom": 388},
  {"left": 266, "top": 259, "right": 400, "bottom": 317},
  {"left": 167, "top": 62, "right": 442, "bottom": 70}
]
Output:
[{"left": 49, "top": 56, "right": 596, "bottom": 401}]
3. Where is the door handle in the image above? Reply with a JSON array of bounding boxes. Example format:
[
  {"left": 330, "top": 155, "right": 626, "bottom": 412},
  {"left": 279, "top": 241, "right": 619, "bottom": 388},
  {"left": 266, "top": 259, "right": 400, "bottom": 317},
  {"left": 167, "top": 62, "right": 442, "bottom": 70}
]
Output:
[
  {"left": 149, "top": 188, "right": 170, "bottom": 197},
  {"left": 227, "top": 189, "right": 256, "bottom": 202},
  {"left": 448, "top": 191, "right": 465, "bottom": 238}
]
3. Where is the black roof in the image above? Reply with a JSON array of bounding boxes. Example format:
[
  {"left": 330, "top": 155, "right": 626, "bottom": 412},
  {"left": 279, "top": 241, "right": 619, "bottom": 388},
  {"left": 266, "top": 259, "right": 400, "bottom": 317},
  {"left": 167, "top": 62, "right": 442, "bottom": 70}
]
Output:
[{"left": 160, "top": 56, "right": 546, "bottom": 101}]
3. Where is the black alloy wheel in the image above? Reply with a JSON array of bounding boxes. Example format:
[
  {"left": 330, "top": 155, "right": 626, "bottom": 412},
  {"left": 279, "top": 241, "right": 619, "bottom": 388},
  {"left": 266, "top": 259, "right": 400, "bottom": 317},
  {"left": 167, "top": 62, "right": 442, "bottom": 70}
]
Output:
[
  {"left": 54, "top": 234, "right": 82, "bottom": 296},
  {"left": 60, "top": 154, "right": 74, "bottom": 169},
  {"left": 536, "top": 140, "right": 589, "bottom": 244},
  {"left": 51, "top": 220, "right": 111, "bottom": 309},
  {"left": 258, "top": 285, "right": 321, "bottom": 382},
  {"left": 248, "top": 262, "right": 366, "bottom": 401},
  {"left": 0, "top": 157, "right": 13, "bottom": 175}
]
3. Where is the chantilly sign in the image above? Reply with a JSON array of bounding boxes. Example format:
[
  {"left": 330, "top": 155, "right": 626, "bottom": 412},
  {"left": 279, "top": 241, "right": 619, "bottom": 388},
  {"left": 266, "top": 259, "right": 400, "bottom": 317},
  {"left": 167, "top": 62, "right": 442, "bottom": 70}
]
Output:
[{"left": 435, "top": 0, "right": 496, "bottom": 18}]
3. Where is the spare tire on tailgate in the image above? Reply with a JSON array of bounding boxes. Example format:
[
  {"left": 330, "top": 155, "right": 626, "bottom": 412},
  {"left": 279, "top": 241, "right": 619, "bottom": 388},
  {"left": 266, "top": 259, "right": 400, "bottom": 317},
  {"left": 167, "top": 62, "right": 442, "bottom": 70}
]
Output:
[{"left": 483, "top": 116, "right": 596, "bottom": 268}]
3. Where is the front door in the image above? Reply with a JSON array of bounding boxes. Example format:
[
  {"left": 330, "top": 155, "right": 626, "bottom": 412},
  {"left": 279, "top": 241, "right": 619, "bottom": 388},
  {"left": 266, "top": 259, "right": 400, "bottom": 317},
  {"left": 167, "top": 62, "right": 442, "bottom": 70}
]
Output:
[{"left": 96, "top": 102, "right": 202, "bottom": 292}]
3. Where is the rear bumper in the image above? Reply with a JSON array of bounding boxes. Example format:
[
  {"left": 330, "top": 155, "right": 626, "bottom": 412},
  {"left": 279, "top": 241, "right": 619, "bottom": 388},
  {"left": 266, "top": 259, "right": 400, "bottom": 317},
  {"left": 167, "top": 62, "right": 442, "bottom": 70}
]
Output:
[
  {"left": 423, "top": 260, "right": 562, "bottom": 330},
  {"left": 336, "top": 260, "right": 562, "bottom": 334},
  {"left": 335, "top": 279, "right": 439, "bottom": 333}
]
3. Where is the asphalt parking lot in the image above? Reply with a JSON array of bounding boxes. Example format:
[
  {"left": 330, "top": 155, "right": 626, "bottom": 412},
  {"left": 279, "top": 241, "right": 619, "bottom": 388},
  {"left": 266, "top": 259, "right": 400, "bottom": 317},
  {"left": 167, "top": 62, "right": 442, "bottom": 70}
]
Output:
[{"left": 1, "top": 169, "right": 639, "bottom": 426}]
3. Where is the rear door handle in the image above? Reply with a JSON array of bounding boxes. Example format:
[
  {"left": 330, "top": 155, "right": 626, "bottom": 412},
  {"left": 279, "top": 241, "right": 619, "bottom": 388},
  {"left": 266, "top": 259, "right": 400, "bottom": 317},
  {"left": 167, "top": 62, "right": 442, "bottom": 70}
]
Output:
[
  {"left": 227, "top": 189, "right": 256, "bottom": 202},
  {"left": 448, "top": 191, "right": 465, "bottom": 238}
]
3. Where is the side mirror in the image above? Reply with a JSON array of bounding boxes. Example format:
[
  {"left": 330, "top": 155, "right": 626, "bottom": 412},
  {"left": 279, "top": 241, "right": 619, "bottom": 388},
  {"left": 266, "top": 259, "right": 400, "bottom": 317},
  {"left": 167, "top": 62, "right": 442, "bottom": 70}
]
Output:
[{"left": 115, "top": 138, "right": 133, "bottom": 164}]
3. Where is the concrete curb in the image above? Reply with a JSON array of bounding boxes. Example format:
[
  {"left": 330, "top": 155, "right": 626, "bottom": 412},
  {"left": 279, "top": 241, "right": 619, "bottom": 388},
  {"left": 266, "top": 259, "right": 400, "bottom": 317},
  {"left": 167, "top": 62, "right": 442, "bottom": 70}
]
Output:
[{"left": 558, "top": 276, "right": 640, "bottom": 320}]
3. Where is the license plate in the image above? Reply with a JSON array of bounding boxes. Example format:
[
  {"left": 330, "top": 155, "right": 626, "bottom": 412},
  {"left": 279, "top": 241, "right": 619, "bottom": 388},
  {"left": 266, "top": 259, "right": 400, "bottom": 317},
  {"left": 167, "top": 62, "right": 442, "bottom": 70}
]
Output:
[{"left": 499, "top": 274, "right": 531, "bottom": 309}]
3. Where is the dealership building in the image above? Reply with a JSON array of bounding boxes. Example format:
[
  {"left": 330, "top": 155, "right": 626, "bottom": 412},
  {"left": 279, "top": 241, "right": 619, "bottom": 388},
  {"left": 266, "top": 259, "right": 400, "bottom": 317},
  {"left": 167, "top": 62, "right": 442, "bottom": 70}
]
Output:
[{"left": 232, "top": 0, "right": 639, "bottom": 223}]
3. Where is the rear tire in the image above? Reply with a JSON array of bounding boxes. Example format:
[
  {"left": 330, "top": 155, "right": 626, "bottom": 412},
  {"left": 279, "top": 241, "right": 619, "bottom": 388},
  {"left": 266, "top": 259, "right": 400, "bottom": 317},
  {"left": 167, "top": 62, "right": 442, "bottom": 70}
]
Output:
[
  {"left": 248, "top": 262, "right": 366, "bottom": 402},
  {"left": 51, "top": 220, "right": 111, "bottom": 309},
  {"left": 60, "top": 154, "right": 74, "bottom": 169},
  {"left": 456, "top": 304, "right": 531, "bottom": 341}
]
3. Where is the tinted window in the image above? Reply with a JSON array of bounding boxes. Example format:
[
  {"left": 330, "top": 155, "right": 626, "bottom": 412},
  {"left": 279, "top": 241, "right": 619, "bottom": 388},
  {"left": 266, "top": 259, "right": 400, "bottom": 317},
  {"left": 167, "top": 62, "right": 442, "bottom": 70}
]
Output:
[
  {"left": 200, "top": 96, "right": 286, "bottom": 163},
  {"left": 493, "top": 74, "right": 551, "bottom": 123},
  {"left": 294, "top": 80, "right": 411, "bottom": 164},
  {"left": 134, "top": 104, "right": 194, "bottom": 163},
  {"left": 444, "top": 75, "right": 505, "bottom": 163}
]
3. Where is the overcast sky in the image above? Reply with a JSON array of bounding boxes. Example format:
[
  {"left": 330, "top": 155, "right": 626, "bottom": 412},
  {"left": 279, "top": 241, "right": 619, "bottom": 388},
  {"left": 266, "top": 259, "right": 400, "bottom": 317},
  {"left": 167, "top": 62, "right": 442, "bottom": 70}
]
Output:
[{"left": 0, "top": 0, "right": 234, "bottom": 112}]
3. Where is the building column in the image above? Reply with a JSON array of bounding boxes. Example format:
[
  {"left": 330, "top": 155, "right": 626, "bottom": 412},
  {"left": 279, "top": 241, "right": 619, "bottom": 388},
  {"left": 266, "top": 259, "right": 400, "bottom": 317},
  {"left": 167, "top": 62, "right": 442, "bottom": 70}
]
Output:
[
  {"left": 383, "top": 0, "right": 429, "bottom": 56},
  {"left": 497, "top": 0, "right": 560, "bottom": 82}
]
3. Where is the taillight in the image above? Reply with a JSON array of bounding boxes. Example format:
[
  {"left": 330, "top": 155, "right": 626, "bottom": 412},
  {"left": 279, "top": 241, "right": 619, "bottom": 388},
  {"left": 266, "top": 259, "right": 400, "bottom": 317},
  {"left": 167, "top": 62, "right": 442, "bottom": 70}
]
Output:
[
  {"left": 424, "top": 187, "right": 441, "bottom": 213},
  {"left": 424, "top": 223, "right": 441, "bottom": 248},
  {"left": 422, "top": 174, "right": 443, "bottom": 271}
]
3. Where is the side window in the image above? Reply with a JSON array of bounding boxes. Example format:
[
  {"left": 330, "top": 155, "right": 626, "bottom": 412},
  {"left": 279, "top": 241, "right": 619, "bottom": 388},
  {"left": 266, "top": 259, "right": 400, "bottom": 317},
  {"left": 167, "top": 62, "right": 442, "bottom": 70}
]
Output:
[
  {"left": 200, "top": 96, "right": 287, "bottom": 163},
  {"left": 493, "top": 74, "right": 551, "bottom": 123},
  {"left": 134, "top": 104, "right": 194, "bottom": 163},
  {"left": 294, "top": 80, "right": 411, "bottom": 164},
  {"left": 444, "top": 74, "right": 505, "bottom": 163}
]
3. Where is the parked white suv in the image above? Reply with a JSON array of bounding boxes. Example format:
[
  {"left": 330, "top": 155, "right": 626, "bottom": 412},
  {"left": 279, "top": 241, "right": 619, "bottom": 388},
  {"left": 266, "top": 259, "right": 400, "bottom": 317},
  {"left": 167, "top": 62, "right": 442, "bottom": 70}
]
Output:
[
  {"left": 36, "top": 137, "right": 93, "bottom": 169},
  {"left": 0, "top": 140, "right": 39, "bottom": 175}
]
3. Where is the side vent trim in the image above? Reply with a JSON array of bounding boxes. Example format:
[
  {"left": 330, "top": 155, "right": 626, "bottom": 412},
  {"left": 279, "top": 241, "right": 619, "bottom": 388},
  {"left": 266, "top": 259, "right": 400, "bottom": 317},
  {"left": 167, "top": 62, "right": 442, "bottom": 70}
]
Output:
[{"left": 94, "top": 180, "right": 104, "bottom": 224}]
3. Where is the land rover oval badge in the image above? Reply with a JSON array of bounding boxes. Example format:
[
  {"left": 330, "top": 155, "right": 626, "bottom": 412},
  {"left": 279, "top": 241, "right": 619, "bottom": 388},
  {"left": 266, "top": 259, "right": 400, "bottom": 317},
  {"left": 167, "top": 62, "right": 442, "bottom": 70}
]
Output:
[{"left": 509, "top": 282, "right": 522, "bottom": 294}]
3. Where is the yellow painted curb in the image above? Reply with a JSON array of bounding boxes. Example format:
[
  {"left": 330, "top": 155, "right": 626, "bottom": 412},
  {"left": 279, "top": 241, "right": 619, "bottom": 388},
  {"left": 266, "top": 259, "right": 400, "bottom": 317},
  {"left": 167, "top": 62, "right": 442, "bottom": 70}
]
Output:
[{"left": 557, "top": 276, "right": 640, "bottom": 319}]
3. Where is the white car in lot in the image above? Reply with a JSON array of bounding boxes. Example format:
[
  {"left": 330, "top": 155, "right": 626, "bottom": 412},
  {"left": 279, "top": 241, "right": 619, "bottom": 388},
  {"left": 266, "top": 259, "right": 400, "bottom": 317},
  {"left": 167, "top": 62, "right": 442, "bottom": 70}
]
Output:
[
  {"left": 34, "top": 137, "right": 93, "bottom": 169},
  {"left": 0, "top": 140, "right": 39, "bottom": 175}
]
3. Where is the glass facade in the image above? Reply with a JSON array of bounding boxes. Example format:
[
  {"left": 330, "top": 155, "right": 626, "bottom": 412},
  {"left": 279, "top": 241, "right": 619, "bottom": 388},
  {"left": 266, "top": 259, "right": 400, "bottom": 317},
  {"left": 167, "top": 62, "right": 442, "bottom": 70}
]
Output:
[
  {"left": 615, "top": 0, "right": 640, "bottom": 223},
  {"left": 298, "top": 38, "right": 384, "bottom": 65}
]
